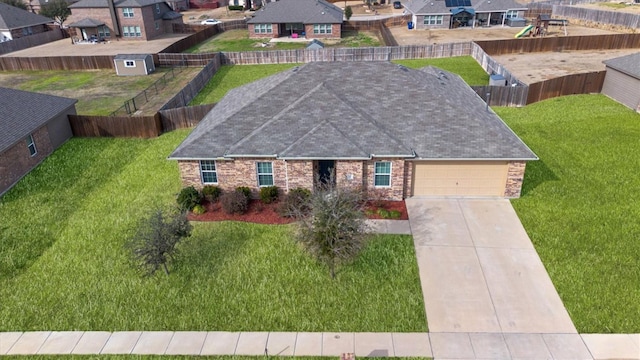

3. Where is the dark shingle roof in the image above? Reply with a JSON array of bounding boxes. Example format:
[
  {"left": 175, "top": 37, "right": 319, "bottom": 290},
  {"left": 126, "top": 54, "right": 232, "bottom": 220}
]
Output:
[
  {"left": 0, "top": 2, "right": 53, "bottom": 30},
  {"left": 70, "top": 0, "right": 166, "bottom": 8},
  {"left": 0, "top": 87, "right": 77, "bottom": 153},
  {"left": 603, "top": 52, "right": 640, "bottom": 80},
  {"left": 404, "top": 0, "right": 525, "bottom": 15},
  {"left": 169, "top": 62, "right": 536, "bottom": 161},
  {"left": 247, "top": 0, "right": 343, "bottom": 24},
  {"left": 68, "top": 18, "right": 105, "bottom": 27}
]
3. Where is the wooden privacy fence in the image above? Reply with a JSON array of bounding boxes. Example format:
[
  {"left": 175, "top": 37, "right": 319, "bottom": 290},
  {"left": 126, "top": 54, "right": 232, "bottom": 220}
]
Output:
[
  {"left": 69, "top": 114, "right": 162, "bottom": 138},
  {"left": 476, "top": 34, "right": 640, "bottom": 56},
  {"left": 0, "top": 55, "right": 115, "bottom": 71},
  {"left": 526, "top": 71, "right": 605, "bottom": 104},
  {"left": 553, "top": 5, "right": 640, "bottom": 29},
  {"left": 472, "top": 85, "right": 529, "bottom": 107},
  {"left": 162, "top": 19, "right": 248, "bottom": 54},
  {"left": 221, "top": 42, "right": 472, "bottom": 64},
  {"left": 158, "top": 52, "right": 218, "bottom": 66},
  {"left": 160, "top": 56, "right": 222, "bottom": 110},
  {"left": 470, "top": 42, "right": 525, "bottom": 86},
  {"left": 159, "top": 103, "right": 215, "bottom": 132},
  {"left": 0, "top": 30, "right": 63, "bottom": 55}
]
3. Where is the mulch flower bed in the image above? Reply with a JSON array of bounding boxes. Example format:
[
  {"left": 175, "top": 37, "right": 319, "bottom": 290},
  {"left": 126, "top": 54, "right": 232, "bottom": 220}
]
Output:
[{"left": 188, "top": 199, "right": 408, "bottom": 224}]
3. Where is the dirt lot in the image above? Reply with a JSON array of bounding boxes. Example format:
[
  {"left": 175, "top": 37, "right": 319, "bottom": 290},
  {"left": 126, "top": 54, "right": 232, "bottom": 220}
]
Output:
[
  {"left": 1, "top": 33, "right": 189, "bottom": 57},
  {"left": 578, "top": 2, "right": 640, "bottom": 14}
]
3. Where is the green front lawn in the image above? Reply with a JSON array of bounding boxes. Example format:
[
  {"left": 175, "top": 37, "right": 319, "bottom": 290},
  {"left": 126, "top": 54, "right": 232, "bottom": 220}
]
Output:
[
  {"left": 0, "top": 131, "right": 426, "bottom": 332},
  {"left": 496, "top": 94, "right": 640, "bottom": 333}
]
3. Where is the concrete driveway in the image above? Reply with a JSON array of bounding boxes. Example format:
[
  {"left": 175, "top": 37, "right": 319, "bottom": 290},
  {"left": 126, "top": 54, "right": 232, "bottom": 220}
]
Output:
[{"left": 406, "top": 198, "right": 577, "bottom": 334}]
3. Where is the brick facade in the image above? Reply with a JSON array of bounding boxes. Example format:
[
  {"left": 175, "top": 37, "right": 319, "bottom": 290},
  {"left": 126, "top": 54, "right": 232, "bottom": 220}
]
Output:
[
  {"left": 503, "top": 160, "right": 527, "bottom": 198},
  {"left": 248, "top": 22, "right": 340, "bottom": 39},
  {"left": 247, "top": 23, "right": 280, "bottom": 38},
  {"left": 177, "top": 158, "right": 406, "bottom": 201},
  {"left": 0, "top": 126, "right": 53, "bottom": 195},
  {"left": 8, "top": 24, "right": 49, "bottom": 40}
]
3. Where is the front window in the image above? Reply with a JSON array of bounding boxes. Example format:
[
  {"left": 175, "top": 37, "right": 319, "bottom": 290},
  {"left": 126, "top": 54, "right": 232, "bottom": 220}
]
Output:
[
  {"left": 123, "top": 7, "right": 134, "bottom": 17},
  {"left": 313, "top": 24, "right": 332, "bottom": 34},
  {"left": 22, "top": 27, "right": 33, "bottom": 36},
  {"left": 423, "top": 15, "right": 443, "bottom": 25},
  {"left": 26, "top": 134, "right": 37, "bottom": 157},
  {"left": 374, "top": 161, "right": 391, "bottom": 187},
  {"left": 156, "top": 3, "right": 160, "bottom": 13},
  {"left": 123, "top": 26, "right": 141, "bottom": 37},
  {"left": 155, "top": 21, "right": 160, "bottom": 30},
  {"left": 256, "top": 162, "right": 273, "bottom": 186},
  {"left": 124, "top": 60, "right": 135, "bottom": 67},
  {"left": 254, "top": 24, "right": 272, "bottom": 34},
  {"left": 200, "top": 160, "right": 218, "bottom": 184}
]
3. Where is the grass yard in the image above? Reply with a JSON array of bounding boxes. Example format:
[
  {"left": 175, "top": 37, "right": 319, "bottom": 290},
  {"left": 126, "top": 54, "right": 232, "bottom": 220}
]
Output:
[
  {"left": 0, "top": 68, "right": 201, "bottom": 115},
  {"left": 0, "top": 131, "right": 426, "bottom": 332},
  {"left": 190, "top": 63, "right": 299, "bottom": 105},
  {"left": 496, "top": 94, "right": 640, "bottom": 333},
  {"left": 185, "top": 29, "right": 380, "bottom": 53},
  {"left": 394, "top": 57, "right": 489, "bottom": 85}
]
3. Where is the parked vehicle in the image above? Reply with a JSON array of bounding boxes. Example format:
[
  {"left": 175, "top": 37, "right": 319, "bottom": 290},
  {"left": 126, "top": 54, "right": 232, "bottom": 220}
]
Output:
[{"left": 201, "top": 19, "right": 222, "bottom": 25}]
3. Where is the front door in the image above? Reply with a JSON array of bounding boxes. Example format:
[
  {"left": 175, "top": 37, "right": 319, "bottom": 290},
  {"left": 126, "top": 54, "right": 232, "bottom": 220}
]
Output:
[{"left": 317, "top": 160, "right": 335, "bottom": 185}]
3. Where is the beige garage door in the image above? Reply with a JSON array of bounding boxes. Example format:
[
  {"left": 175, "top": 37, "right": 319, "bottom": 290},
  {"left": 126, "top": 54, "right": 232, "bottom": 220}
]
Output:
[{"left": 412, "top": 161, "right": 509, "bottom": 197}]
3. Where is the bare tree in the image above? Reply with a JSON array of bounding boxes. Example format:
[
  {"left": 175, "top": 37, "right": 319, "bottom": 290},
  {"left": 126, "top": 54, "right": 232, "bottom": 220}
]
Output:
[
  {"left": 125, "top": 208, "right": 192, "bottom": 276},
  {"left": 293, "top": 173, "right": 370, "bottom": 279}
]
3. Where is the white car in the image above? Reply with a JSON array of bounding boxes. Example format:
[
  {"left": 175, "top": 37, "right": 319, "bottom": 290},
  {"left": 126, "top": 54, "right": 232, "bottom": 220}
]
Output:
[{"left": 200, "top": 19, "right": 222, "bottom": 25}]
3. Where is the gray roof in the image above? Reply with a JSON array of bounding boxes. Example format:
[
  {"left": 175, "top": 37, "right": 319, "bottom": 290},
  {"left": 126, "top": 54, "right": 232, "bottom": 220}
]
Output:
[
  {"left": 0, "top": 87, "right": 77, "bottom": 154},
  {"left": 70, "top": 0, "right": 166, "bottom": 8},
  {"left": 404, "top": 0, "right": 526, "bottom": 15},
  {"left": 306, "top": 39, "right": 324, "bottom": 49},
  {"left": 0, "top": 2, "right": 53, "bottom": 30},
  {"left": 603, "top": 52, "right": 640, "bottom": 80},
  {"left": 114, "top": 53, "right": 152, "bottom": 59},
  {"left": 247, "top": 0, "right": 343, "bottom": 24},
  {"left": 68, "top": 18, "right": 105, "bottom": 27},
  {"left": 169, "top": 62, "right": 536, "bottom": 161}
]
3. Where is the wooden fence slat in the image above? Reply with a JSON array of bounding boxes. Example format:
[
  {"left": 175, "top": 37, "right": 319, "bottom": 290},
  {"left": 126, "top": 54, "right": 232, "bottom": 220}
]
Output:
[{"left": 69, "top": 114, "right": 162, "bottom": 137}]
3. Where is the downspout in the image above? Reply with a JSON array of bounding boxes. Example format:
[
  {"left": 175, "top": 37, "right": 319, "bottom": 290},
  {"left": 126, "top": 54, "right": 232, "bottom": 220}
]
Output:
[
  {"left": 284, "top": 159, "right": 289, "bottom": 193},
  {"left": 107, "top": 0, "right": 121, "bottom": 37}
]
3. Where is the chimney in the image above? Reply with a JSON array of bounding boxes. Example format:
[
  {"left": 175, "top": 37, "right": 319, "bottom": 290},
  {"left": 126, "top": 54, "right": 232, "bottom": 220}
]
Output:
[{"left": 107, "top": 0, "right": 121, "bottom": 36}]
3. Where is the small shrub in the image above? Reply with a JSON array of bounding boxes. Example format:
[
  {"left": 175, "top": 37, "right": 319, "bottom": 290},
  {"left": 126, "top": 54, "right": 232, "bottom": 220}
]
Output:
[
  {"left": 388, "top": 209, "right": 401, "bottom": 219},
  {"left": 236, "top": 186, "right": 252, "bottom": 199},
  {"left": 278, "top": 187, "right": 311, "bottom": 218},
  {"left": 177, "top": 186, "right": 202, "bottom": 211},
  {"left": 344, "top": 5, "right": 353, "bottom": 20},
  {"left": 202, "top": 185, "right": 222, "bottom": 202},
  {"left": 228, "top": 4, "right": 243, "bottom": 10},
  {"left": 259, "top": 186, "right": 279, "bottom": 204},
  {"left": 376, "top": 208, "right": 390, "bottom": 218},
  {"left": 221, "top": 190, "right": 249, "bottom": 214},
  {"left": 365, "top": 209, "right": 375, "bottom": 217},
  {"left": 192, "top": 204, "right": 207, "bottom": 215}
]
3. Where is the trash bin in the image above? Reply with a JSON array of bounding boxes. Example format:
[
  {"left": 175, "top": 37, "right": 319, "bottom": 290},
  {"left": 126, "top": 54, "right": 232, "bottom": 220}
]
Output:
[{"left": 408, "top": 21, "right": 413, "bottom": 29}]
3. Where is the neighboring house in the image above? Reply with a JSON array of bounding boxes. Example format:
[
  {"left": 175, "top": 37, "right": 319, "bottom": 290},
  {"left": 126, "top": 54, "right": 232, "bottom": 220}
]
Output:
[
  {"left": 404, "top": 0, "right": 527, "bottom": 29},
  {"left": 67, "top": 0, "right": 183, "bottom": 41},
  {"left": 0, "top": 2, "right": 53, "bottom": 42},
  {"left": 246, "top": 0, "right": 343, "bottom": 39},
  {"left": 602, "top": 52, "right": 640, "bottom": 113},
  {"left": 0, "top": 87, "right": 77, "bottom": 196},
  {"left": 168, "top": 62, "right": 537, "bottom": 201},
  {"left": 113, "top": 53, "right": 155, "bottom": 75}
]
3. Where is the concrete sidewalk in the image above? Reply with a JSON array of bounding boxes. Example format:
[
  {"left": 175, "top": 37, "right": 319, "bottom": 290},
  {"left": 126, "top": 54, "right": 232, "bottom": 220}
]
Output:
[
  {"left": 2, "top": 331, "right": 639, "bottom": 358},
  {"left": 407, "top": 198, "right": 577, "bottom": 334}
]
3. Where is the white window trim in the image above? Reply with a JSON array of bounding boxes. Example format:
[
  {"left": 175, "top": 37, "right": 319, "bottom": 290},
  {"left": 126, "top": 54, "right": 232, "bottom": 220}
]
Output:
[
  {"left": 374, "top": 161, "right": 392, "bottom": 188},
  {"left": 423, "top": 15, "right": 443, "bottom": 25},
  {"left": 313, "top": 24, "right": 332, "bottom": 34},
  {"left": 26, "top": 134, "right": 37, "bottom": 157},
  {"left": 200, "top": 160, "right": 218, "bottom": 184},
  {"left": 156, "top": 3, "right": 160, "bottom": 13},
  {"left": 123, "top": 7, "right": 134, "bottom": 18},
  {"left": 254, "top": 23, "right": 272, "bottom": 34},
  {"left": 124, "top": 60, "right": 136, "bottom": 67},
  {"left": 256, "top": 161, "right": 274, "bottom": 187}
]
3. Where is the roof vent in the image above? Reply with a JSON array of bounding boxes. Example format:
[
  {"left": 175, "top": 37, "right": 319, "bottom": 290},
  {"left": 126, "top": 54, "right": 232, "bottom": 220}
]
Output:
[
  {"left": 396, "top": 64, "right": 409, "bottom": 72},
  {"left": 292, "top": 66, "right": 300, "bottom": 72}
]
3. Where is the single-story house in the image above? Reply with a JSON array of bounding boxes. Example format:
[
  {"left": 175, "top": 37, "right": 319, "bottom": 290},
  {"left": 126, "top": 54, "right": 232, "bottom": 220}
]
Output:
[
  {"left": 67, "top": 0, "right": 183, "bottom": 41},
  {"left": 168, "top": 62, "right": 537, "bottom": 200},
  {"left": 404, "top": 0, "right": 527, "bottom": 29},
  {"left": 114, "top": 53, "right": 155, "bottom": 75},
  {"left": 0, "top": 2, "right": 53, "bottom": 42},
  {"left": 0, "top": 87, "right": 77, "bottom": 196},
  {"left": 246, "top": 0, "right": 343, "bottom": 39},
  {"left": 602, "top": 52, "right": 640, "bottom": 113}
]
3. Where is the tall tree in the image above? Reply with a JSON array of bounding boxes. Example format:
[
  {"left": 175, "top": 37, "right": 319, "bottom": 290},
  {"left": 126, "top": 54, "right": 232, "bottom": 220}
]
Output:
[
  {"left": 125, "top": 208, "right": 192, "bottom": 276},
  {"left": 0, "top": 0, "right": 28, "bottom": 10},
  {"left": 293, "top": 173, "right": 370, "bottom": 279},
  {"left": 39, "top": 0, "right": 71, "bottom": 27}
]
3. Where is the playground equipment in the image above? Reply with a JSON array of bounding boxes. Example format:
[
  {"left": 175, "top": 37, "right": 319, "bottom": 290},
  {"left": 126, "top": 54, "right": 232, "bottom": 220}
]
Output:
[{"left": 515, "top": 24, "right": 534, "bottom": 38}]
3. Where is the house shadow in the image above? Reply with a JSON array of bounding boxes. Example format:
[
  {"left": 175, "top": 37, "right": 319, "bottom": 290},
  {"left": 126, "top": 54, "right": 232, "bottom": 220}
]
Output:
[{"left": 520, "top": 158, "right": 559, "bottom": 197}]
